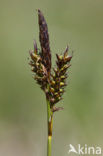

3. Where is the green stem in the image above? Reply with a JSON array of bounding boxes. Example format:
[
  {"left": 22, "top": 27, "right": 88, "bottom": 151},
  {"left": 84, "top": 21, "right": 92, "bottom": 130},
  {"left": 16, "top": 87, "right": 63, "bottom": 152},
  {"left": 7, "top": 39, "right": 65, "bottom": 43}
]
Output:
[
  {"left": 48, "top": 136, "right": 52, "bottom": 156},
  {"left": 46, "top": 98, "right": 53, "bottom": 156}
]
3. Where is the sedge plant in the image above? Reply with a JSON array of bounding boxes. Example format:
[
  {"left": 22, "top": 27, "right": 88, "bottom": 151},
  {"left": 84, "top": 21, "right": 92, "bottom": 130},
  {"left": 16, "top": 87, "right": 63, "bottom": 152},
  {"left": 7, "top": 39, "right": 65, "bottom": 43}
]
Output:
[{"left": 29, "top": 10, "right": 72, "bottom": 156}]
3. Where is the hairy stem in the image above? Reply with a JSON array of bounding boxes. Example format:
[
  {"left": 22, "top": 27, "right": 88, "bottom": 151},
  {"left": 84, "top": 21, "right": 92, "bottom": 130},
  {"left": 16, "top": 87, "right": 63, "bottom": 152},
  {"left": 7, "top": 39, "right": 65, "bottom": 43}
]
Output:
[{"left": 46, "top": 98, "right": 53, "bottom": 156}]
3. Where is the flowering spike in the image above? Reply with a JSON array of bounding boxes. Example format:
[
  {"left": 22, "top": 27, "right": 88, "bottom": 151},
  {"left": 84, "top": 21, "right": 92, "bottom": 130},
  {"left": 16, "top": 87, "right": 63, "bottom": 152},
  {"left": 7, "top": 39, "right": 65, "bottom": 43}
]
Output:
[
  {"left": 38, "top": 9, "right": 51, "bottom": 74},
  {"left": 29, "top": 10, "right": 72, "bottom": 108}
]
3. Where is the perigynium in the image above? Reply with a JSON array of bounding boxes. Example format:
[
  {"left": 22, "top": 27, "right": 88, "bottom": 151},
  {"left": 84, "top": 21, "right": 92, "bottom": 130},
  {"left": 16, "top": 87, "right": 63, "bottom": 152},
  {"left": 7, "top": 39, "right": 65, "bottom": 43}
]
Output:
[{"left": 29, "top": 9, "right": 72, "bottom": 156}]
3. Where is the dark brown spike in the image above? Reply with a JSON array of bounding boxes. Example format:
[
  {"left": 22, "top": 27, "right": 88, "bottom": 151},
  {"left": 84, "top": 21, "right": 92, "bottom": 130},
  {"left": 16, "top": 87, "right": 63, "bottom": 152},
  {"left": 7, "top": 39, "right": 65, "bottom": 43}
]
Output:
[{"left": 38, "top": 9, "right": 51, "bottom": 73}]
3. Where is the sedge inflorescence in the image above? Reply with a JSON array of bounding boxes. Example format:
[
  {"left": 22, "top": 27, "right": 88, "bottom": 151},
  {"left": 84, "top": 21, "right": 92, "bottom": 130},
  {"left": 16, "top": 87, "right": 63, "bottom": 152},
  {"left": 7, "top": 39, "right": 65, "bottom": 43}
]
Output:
[{"left": 29, "top": 10, "right": 72, "bottom": 112}]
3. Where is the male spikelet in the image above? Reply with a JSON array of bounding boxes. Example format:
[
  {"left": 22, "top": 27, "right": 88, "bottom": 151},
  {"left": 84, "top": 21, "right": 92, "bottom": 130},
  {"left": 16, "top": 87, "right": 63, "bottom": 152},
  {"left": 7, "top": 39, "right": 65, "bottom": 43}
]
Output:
[{"left": 29, "top": 10, "right": 72, "bottom": 112}]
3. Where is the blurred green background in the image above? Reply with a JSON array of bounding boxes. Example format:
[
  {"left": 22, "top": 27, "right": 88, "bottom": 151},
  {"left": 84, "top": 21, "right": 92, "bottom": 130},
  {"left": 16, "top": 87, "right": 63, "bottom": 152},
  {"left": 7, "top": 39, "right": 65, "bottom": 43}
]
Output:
[{"left": 0, "top": 0, "right": 103, "bottom": 156}]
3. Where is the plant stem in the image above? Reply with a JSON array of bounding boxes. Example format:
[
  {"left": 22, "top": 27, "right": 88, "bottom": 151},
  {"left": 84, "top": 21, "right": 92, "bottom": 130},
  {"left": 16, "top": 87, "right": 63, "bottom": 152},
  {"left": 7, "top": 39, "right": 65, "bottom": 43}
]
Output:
[
  {"left": 48, "top": 136, "right": 52, "bottom": 156},
  {"left": 46, "top": 98, "right": 53, "bottom": 156}
]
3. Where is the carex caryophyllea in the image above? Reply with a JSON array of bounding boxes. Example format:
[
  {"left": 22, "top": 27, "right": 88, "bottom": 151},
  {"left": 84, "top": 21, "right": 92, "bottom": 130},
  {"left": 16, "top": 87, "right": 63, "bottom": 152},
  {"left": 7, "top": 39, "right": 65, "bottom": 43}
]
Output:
[{"left": 29, "top": 10, "right": 72, "bottom": 112}]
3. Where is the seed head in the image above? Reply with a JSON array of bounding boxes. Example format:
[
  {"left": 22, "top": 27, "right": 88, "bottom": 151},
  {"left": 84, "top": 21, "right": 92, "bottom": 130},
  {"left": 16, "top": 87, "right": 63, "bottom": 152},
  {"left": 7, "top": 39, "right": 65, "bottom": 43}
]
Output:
[
  {"left": 29, "top": 10, "right": 73, "bottom": 112},
  {"left": 48, "top": 46, "right": 72, "bottom": 106}
]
